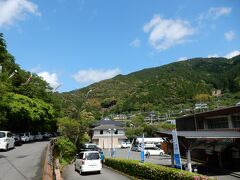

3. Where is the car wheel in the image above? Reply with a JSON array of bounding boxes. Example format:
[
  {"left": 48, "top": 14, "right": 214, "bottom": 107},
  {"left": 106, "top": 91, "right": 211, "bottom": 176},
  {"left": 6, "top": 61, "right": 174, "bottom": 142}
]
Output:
[
  {"left": 160, "top": 152, "right": 163, "bottom": 156},
  {"left": 74, "top": 165, "right": 77, "bottom": 172},
  {"left": 98, "top": 171, "right": 101, "bottom": 174}
]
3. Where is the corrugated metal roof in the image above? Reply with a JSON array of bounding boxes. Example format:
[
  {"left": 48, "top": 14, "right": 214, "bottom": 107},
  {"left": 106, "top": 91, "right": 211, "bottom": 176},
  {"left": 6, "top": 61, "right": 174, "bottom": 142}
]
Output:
[
  {"left": 158, "top": 130, "right": 240, "bottom": 139},
  {"left": 177, "top": 106, "right": 240, "bottom": 120}
]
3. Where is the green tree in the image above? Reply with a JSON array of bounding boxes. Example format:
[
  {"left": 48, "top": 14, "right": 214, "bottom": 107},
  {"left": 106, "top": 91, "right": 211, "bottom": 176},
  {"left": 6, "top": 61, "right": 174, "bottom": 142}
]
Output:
[
  {"left": 0, "top": 92, "right": 55, "bottom": 132},
  {"left": 57, "top": 110, "right": 95, "bottom": 147},
  {"left": 131, "top": 114, "right": 144, "bottom": 127}
]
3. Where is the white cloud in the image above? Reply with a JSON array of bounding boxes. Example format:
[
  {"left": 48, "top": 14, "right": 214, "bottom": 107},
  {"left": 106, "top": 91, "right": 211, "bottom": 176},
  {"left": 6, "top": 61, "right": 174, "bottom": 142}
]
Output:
[
  {"left": 208, "top": 7, "right": 232, "bottom": 19},
  {"left": 207, "top": 54, "right": 219, "bottom": 58},
  {"left": 225, "top": 31, "right": 236, "bottom": 41},
  {"left": 130, "top": 38, "right": 141, "bottom": 48},
  {"left": 73, "top": 68, "right": 121, "bottom": 84},
  {"left": 38, "top": 71, "right": 61, "bottom": 89},
  {"left": 198, "top": 7, "right": 231, "bottom": 23},
  {"left": 0, "top": 0, "right": 40, "bottom": 27},
  {"left": 225, "top": 50, "right": 240, "bottom": 59},
  {"left": 176, "top": 57, "right": 188, "bottom": 61},
  {"left": 143, "top": 15, "right": 195, "bottom": 50}
]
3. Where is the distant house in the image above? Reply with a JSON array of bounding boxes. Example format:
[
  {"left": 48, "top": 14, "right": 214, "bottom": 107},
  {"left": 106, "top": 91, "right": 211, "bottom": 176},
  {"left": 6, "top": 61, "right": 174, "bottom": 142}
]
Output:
[
  {"left": 91, "top": 118, "right": 127, "bottom": 149},
  {"left": 194, "top": 103, "right": 208, "bottom": 111}
]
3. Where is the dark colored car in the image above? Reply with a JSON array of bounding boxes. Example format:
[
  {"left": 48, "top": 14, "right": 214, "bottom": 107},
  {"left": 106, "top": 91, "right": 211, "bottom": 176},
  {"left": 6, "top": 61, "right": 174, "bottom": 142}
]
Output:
[
  {"left": 131, "top": 145, "right": 140, "bottom": 151},
  {"left": 13, "top": 133, "right": 22, "bottom": 146}
]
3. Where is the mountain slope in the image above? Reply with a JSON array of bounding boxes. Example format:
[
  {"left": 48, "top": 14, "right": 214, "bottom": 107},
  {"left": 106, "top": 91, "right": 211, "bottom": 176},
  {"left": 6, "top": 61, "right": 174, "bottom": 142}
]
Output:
[{"left": 61, "top": 56, "right": 240, "bottom": 118}]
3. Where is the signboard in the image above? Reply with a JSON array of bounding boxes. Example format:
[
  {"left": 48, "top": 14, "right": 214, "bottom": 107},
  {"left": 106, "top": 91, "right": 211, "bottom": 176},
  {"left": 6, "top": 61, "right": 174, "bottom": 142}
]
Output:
[{"left": 172, "top": 130, "right": 182, "bottom": 169}]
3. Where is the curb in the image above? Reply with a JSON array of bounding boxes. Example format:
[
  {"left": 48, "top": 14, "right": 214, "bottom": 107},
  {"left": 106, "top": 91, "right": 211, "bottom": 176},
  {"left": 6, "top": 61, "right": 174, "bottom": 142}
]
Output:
[{"left": 42, "top": 142, "right": 53, "bottom": 180}]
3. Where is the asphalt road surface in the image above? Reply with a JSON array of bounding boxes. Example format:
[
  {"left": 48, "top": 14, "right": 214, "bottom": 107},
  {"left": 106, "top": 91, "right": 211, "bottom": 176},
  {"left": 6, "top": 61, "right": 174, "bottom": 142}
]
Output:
[
  {"left": 0, "top": 141, "right": 49, "bottom": 180},
  {"left": 63, "top": 164, "right": 130, "bottom": 180}
]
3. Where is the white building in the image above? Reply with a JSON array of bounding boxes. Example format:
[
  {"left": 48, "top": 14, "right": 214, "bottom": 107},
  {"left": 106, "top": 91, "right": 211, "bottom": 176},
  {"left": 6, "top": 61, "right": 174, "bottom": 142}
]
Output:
[{"left": 91, "top": 118, "right": 127, "bottom": 149}]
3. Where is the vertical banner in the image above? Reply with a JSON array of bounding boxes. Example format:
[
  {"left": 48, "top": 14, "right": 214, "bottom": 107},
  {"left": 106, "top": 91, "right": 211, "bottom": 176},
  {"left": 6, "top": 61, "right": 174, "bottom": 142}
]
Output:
[
  {"left": 141, "top": 133, "right": 145, "bottom": 162},
  {"left": 172, "top": 129, "right": 182, "bottom": 169},
  {"left": 127, "top": 139, "right": 134, "bottom": 159}
]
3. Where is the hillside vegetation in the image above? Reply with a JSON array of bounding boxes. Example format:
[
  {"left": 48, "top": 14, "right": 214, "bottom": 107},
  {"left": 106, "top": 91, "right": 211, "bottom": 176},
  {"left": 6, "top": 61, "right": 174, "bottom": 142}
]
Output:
[
  {"left": 0, "top": 33, "right": 61, "bottom": 132},
  {"left": 61, "top": 55, "right": 240, "bottom": 118}
]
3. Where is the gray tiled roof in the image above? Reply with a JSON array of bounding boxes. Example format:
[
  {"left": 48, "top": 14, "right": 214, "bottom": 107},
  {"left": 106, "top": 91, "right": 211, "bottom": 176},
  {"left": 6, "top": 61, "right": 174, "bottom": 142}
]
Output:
[
  {"left": 92, "top": 124, "right": 124, "bottom": 130},
  {"left": 93, "top": 118, "right": 123, "bottom": 127}
]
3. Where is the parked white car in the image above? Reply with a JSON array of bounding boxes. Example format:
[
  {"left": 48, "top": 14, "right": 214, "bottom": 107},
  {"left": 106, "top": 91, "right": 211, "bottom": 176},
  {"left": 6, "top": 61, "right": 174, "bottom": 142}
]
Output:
[
  {"left": 34, "top": 132, "right": 43, "bottom": 140},
  {"left": 20, "top": 132, "right": 34, "bottom": 142},
  {"left": 75, "top": 151, "right": 102, "bottom": 175},
  {"left": 144, "top": 147, "right": 164, "bottom": 156},
  {"left": 121, "top": 142, "right": 131, "bottom": 148},
  {"left": 20, "top": 132, "right": 30, "bottom": 142},
  {"left": 0, "top": 131, "right": 15, "bottom": 150}
]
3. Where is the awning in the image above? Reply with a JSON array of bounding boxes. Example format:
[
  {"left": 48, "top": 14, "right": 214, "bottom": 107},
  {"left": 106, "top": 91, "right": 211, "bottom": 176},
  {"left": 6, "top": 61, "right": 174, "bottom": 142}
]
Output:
[{"left": 158, "top": 130, "right": 240, "bottom": 139}]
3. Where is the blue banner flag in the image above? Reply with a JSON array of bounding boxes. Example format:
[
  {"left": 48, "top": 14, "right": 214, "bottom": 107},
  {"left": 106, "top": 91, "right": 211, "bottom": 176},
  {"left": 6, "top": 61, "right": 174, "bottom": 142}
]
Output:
[
  {"left": 141, "top": 133, "right": 145, "bottom": 162},
  {"left": 172, "top": 130, "right": 182, "bottom": 169}
]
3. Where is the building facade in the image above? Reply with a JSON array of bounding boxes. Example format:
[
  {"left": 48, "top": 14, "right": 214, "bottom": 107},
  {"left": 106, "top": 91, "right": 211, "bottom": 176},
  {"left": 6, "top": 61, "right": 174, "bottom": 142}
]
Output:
[
  {"left": 175, "top": 106, "right": 240, "bottom": 170},
  {"left": 91, "top": 118, "right": 127, "bottom": 149}
]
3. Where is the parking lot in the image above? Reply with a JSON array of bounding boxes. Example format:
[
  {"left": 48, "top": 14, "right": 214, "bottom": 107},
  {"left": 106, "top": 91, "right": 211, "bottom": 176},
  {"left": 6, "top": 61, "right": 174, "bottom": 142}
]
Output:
[
  {"left": 102, "top": 148, "right": 240, "bottom": 180},
  {"left": 103, "top": 148, "right": 172, "bottom": 166}
]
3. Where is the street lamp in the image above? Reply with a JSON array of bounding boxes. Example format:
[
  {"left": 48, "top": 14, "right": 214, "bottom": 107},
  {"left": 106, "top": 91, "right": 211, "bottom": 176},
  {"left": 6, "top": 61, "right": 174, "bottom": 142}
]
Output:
[
  {"left": 85, "top": 89, "right": 93, "bottom": 98},
  {"left": 9, "top": 69, "right": 17, "bottom": 79},
  {"left": 108, "top": 128, "right": 116, "bottom": 157}
]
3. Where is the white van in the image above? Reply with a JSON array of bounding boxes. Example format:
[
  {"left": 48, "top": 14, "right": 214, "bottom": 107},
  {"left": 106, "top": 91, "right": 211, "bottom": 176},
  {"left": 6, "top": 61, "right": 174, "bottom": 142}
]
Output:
[
  {"left": 0, "top": 131, "right": 15, "bottom": 150},
  {"left": 74, "top": 151, "right": 102, "bottom": 175}
]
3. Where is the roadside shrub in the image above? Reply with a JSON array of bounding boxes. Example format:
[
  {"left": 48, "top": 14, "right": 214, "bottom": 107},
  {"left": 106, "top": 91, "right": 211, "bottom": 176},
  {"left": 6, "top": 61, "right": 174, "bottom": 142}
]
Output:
[
  {"left": 54, "top": 136, "right": 76, "bottom": 164},
  {"left": 105, "top": 158, "right": 209, "bottom": 180}
]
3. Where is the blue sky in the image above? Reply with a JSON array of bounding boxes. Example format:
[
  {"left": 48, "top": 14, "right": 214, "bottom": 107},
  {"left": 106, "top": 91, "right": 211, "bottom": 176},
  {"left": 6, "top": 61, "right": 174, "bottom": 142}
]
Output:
[{"left": 0, "top": 0, "right": 240, "bottom": 92}]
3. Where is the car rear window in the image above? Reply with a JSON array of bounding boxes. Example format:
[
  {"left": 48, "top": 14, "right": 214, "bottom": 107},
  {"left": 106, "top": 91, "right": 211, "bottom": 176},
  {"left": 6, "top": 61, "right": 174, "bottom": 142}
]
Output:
[
  {"left": 85, "top": 152, "right": 99, "bottom": 160},
  {"left": 0, "top": 132, "right": 6, "bottom": 138}
]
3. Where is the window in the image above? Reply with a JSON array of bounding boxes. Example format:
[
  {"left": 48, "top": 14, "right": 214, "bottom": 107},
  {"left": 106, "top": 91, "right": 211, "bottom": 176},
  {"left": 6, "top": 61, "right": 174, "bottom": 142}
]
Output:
[
  {"left": 232, "top": 114, "right": 240, "bottom": 128},
  {"left": 85, "top": 152, "right": 99, "bottom": 160},
  {"left": 100, "top": 130, "right": 103, "bottom": 135},
  {"left": 0, "top": 132, "right": 6, "bottom": 138},
  {"left": 78, "top": 153, "right": 84, "bottom": 159},
  {"left": 207, "top": 117, "right": 228, "bottom": 129},
  {"left": 7, "top": 133, "right": 12, "bottom": 137}
]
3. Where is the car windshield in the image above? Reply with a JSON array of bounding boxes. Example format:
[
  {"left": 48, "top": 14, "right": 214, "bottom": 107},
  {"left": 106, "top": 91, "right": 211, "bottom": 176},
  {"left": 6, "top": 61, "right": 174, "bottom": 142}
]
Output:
[
  {"left": 0, "top": 132, "right": 6, "bottom": 138},
  {"left": 85, "top": 153, "right": 99, "bottom": 160},
  {"left": 87, "top": 145, "right": 96, "bottom": 149}
]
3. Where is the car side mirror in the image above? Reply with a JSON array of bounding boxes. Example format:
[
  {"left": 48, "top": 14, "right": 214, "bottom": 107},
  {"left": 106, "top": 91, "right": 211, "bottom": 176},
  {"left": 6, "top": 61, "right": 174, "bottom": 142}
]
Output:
[{"left": 75, "top": 154, "right": 79, "bottom": 159}]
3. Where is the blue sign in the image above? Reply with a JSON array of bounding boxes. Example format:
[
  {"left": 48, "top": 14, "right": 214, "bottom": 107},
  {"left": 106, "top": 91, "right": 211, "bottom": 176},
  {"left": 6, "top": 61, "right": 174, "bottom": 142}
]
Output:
[{"left": 172, "top": 130, "right": 182, "bottom": 169}]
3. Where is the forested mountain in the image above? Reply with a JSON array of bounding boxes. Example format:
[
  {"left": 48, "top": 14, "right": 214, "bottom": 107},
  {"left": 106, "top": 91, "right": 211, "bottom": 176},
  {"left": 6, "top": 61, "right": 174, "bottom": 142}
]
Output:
[
  {"left": 0, "top": 33, "right": 60, "bottom": 132},
  {"left": 61, "top": 55, "right": 240, "bottom": 119},
  {"left": 1, "top": 32, "right": 240, "bottom": 124}
]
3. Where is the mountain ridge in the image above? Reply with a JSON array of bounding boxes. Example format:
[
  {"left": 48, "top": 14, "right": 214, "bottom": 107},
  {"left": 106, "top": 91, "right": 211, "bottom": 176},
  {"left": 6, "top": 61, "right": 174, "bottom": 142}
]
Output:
[{"left": 60, "top": 55, "right": 240, "bottom": 119}]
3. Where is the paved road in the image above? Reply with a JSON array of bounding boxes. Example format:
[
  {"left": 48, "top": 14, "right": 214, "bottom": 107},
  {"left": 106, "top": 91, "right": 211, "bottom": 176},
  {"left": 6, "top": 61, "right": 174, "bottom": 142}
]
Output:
[
  {"left": 63, "top": 164, "right": 130, "bottom": 180},
  {"left": 0, "top": 141, "right": 49, "bottom": 180}
]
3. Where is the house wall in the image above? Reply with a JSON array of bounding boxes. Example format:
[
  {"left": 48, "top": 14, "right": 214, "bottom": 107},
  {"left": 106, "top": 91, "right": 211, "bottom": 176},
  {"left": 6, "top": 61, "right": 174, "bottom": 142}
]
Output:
[
  {"left": 92, "top": 129, "right": 126, "bottom": 149},
  {"left": 93, "top": 129, "right": 125, "bottom": 136}
]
